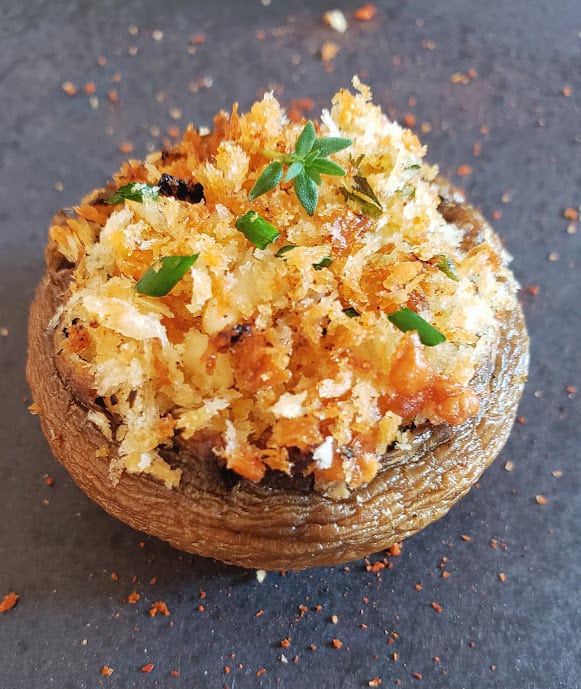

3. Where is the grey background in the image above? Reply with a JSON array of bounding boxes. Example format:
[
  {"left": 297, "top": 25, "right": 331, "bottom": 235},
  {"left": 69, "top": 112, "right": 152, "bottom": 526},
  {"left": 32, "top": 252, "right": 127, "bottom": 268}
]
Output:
[{"left": 1, "top": 1, "right": 580, "bottom": 687}]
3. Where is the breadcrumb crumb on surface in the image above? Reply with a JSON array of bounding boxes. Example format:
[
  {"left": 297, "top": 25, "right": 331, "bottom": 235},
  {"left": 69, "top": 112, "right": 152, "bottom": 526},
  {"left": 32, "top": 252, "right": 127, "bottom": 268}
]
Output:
[{"left": 0, "top": 592, "right": 19, "bottom": 613}]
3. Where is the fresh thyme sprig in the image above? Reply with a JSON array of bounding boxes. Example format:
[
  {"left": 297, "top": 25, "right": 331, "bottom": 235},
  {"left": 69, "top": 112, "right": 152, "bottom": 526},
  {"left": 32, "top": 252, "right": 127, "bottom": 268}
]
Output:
[{"left": 249, "top": 121, "right": 352, "bottom": 216}]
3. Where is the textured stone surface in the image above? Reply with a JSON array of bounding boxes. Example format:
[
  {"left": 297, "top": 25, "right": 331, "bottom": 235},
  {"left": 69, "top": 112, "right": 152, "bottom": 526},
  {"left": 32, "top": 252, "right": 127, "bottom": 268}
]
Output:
[{"left": 1, "top": 0, "right": 580, "bottom": 687}]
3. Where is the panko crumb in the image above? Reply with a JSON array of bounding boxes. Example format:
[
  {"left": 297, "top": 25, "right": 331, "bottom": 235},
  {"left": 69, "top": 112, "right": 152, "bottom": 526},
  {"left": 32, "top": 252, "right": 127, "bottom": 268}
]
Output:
[{"left": 51, "top": 82, "right": 517, "bottom": 493}]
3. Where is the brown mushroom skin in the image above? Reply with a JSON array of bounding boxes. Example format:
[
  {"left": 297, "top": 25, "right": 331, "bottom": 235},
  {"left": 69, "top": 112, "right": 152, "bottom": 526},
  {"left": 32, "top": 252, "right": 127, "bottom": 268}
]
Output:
[{"left": 26, "top": 184, "right": 529, "bottom": 571}]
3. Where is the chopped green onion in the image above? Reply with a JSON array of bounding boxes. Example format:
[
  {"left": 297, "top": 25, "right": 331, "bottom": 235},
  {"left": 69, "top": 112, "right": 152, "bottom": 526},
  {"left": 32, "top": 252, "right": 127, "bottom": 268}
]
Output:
[
  {"left": 313, "top": 256, "right": 333, "bottom": 271},
  {"left": 435, "top": 255, "right": 459, "bottom": 281},
  {"left": 340, "top": 174, "right": 383, "bottom": 219},
  {"left": 387, "top": 307, "right": 446, "bottom": 346},
  {"left": 274, "top": 244, "right": 297, "bottom": 257},
  {"left": 235, "top": 211, "right": 280, "bottom": 250},
  {"left": 107, "top": 182, "right": 159, "bottom": 204},
  {"left": 343, "top": 307, "right": 360, "bottom": 318},
  {"left": 135, "top": 254, "right": 199, "bottom": 297}
]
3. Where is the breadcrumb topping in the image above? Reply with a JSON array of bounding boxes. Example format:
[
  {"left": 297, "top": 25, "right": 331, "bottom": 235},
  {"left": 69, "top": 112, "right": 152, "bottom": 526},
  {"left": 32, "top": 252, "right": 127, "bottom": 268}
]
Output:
[{"left": 50, "top": 80, "right": 517, "bottom": 493}]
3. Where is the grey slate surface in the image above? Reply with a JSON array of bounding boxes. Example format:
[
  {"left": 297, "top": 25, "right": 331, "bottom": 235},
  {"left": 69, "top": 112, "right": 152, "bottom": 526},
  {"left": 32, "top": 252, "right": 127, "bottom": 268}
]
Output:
[{"left": 1, "top": 1, "right": 580, "bottom": 687}]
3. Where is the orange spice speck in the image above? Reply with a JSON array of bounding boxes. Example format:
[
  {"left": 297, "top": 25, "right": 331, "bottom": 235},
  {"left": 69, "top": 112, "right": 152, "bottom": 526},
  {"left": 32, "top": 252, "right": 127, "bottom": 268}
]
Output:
[
  {"left": 413, "top": 672, "right": 423, "bottom": 680},
  {"left": 281, "top": 638, "right": 291, "bottom": 648},
  {"left": 431, "top": 601, "right": 443, "bottom": 613},
  {"left": 492, "top": 210, "right": 503, "bottom": 221},
  {"left": 368, "top": 679, "right": 383, "bottom": 687},
  {"left": 108, "top": 89, "right": 119, "bottom": 103},
  {"left": 197, "top": 604, "right": 205, "bottom": 612},
  {"left": 167, "top": 125, "right": 181, "bottom": 139},
  {"left": 564, "top": 207, "right": 578, "bottom": 221},
  {"left": 61, "top": 81, "right": 77, "bottom": 96},
  {"left": 457, "top": 164, "right": 472, "bottom": 177},
  {"left": 118, "top": 142, "right": 134, "bottom": 154},
  {"left": 566, "top": 386, "right": 577, "bottom": 394},
  {"left": 126, "top": 591, "right": 140, "bottom": 604},
  {"left": 97, "top": 56, "right": 107, "bottom": 66},
  {"left": 414, "top": 583, "right": 422, "bottom": 591},
  {"left": 332, "top": 639, "right": 343, "bottom": 649},
  {"left": 149, "top": 601, "right": 170, "bottom": 617},
  {"left": 441, "top": 571, "right": 451, "bottom": 579},
  {"left": 44, "top": 475, "right": 55, "bottom": 487},
  {"left": 388, "top": 542, "right": 402, "bottom": 557},
  {"left": 472, "top": 142, "right": 482, "bottom": 156},
  {"left": 562, "top": 86, "right": 572, "bottom": 97},
  {"left": 149, "top": 577, "right": 157, "bottom": 585},
  {"left": 111, "top": 572, "right": 119, "bottom": 581},
  {"left": 392, "top": 652, "right": 399, "bottom": 661},
  {"left": 498, "top": 572, "right": 507, "bottom": 582},
  {"left": 141, "top": 663, "right": 155, "bottom": 673},
  {"left": 309, "top": 644, "right": 317, "bottom": 651},
  {"left": 101, "top": 665, "right": 114, "bottom": 676},
  {"left": 354, "top": 4, "right": 377, "bottom": 20},
  {"left": 403, "top": 113, "right": 416, "bottom": 128},
  {"left": 256, "top": 668, "right": 266, "bottom": 677},
  {"left": 83, "top": 81, "right": 96, "bottom": 95},
  {"left": 0, "top": 592, "right": 19, "bottom": 613},
  {"left": 191, "top": 33, "right": 206, "bottom": 44},
  {"left": 461, "top": 534, "right": 472, "bottom": 542},
  {"left": 224, "top": 666, "right": 231, "bottom": 674},
  {"left": 170, "top": 669, "right": 180, "bottom": 677}
]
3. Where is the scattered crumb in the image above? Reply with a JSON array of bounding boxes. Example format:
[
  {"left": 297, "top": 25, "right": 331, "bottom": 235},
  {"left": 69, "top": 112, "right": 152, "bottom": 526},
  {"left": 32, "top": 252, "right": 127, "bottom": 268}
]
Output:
[
  {"left": 118, "top": 142, "right": 134, "bottom": 154},
  {"left": 562, "top": 85, "right": 572, "bottom": 97},
  {"left": 552, "top": 469, "right": 563, "bottom": 478},
  {"left": 431, "top": 601, "right": 443, "bottom": 613},
  {"left": 457, "top": 164, "right": 472, "bottom": 176},
  {"left": 149, "top": 601, "right": 170, "bottom": 617},
  {"left": 331, "top": 638, "right": 343, "bottom": 649},
  {"left": 141, "top": 663, "right": 155, "bottom": 673},
  {"left": 152, "top": 30, "right": 164, "bottom": 41},
  {"left": 461, "top": 534, "right": 472, "bottom": 542},
  {"left": 61, "top": 81, "right": 77, "bottom": 96},
  {"left": 82, "top": 81, "right": 96, "bottom": 95},
  {"left": 0, "top": 592, "right": 19, "bottom": 613},
  {"left": 323, "top": 9, "right": 348, "bottom": 33},
  {"left": 548, "top": 252, "right": 559, "bottom": 262},
  {"left": 354, "top": 4, "right": 377, "bottom": 21},
  {"left": 563, "top": 208, "right": 578, "bottom": 221},
  {"left": 101, "top": 665, "right": 114, "bottom": 676},
  {"left": 126, "top": 591, "right": 141, "bottom": 604},
  {"left": 498, "top": 572, "right": 507, "bottom": 582},
  {"left": 535, "top": 495, "right": 548, "bottom": 505},
  {"left": 330, "top": 614, "right": 339, "bottom": 624},
  {"left": 256, "top": 569, "right": 267, "bottom": 583},
  {"left": 368, "top": 678, "right": 383, "bottom": 686},
  {"left": 321, "top": 40, "right": 340, "bottom": 63},
  {"left": 504, "top": 460, "right": 515, "bottom": 472}
]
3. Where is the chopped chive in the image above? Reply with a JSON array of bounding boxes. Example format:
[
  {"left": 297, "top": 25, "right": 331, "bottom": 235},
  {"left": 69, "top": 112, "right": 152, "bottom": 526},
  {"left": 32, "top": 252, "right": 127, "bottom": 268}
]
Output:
[
  {"left": 235, "top": 211, "right": 280, "bottom": 250},
  {"left": 387, "top": 307, "right": 446, "bottom": 346},
  {"left": 107, "top": 182, "right": 159, "bottom": 204},
  {"left": 435, "top": 255, "right": 460, "bottom": 281},
  {"left": 313, "top": 256, "right": 333, "bottom": 271},
  {"left": 135, "top": 254, "right": 199, "bottom": 297},
  {"left": 343, "top": 307, "right": 360, "bottom": 318},
  {"left": 274, "top": 244, "right": 298, "bottom": 257}
]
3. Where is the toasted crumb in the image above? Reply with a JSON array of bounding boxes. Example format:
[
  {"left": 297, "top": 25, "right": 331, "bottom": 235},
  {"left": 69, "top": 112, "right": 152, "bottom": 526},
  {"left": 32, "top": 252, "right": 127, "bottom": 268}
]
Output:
[
  {"left": 101, "top": 665, "right": 114, "bottom": 676},
  {"left": 323, "top": 10, "right": 348, "bottom": 33},
  {"left": 0, "top": 592, "right": 19, "bottom": 613}
]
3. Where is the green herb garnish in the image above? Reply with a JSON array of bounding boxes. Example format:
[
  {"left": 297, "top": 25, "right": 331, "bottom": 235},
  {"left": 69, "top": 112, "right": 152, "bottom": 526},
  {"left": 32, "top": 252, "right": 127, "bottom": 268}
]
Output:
[
  {"left": 343, "top": 307, "right": 360, "bottom": 318},
  {"left": 135, "top": 254, "right": 199, "bottom": 297},
  {"left": 387, "top": 307, "right": 446, "bottom": 346},
  {"left": 249, "top": 121, "right": 351, "bottom": 216},
  {"left": 340, "top": 174, "right": 383, "bottom": 219},
  {"left": 235, "top": 211, "right": 280, "bottom": 250},
  {"left": 435, "top": 255, "right": 459, "bottom": 281},
  {"left": 108, "top": 182, "right": 159, "bottom": 204},
  {"left": 312, "top": 256, "right": 333, "bottom": 271},
  {"left": 274, "top": 244, "right": 298, "bottom": 257}
]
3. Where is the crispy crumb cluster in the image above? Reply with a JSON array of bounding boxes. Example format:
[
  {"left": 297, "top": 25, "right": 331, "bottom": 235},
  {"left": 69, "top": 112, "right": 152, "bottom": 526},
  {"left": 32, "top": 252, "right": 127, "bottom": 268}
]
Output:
[{"left": 50, "top": 80, "right": 517, "bottom": 494}]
